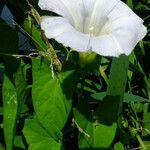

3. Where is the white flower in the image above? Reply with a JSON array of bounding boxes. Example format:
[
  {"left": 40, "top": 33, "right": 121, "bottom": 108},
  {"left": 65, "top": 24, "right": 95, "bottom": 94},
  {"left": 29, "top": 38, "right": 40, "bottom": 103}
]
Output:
[{"left": 38, "top": 0, "right": 147, "bottom": 57}]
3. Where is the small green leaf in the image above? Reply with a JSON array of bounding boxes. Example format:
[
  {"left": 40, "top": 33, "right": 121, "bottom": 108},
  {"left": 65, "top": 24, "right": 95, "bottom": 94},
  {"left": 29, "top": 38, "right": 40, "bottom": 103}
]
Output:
[
  {"left": 14, "top": 136, "right": 26, "bottom": 149},
  {"left": 93, "top": 122, "right": 117, "bottom": 148},
  {"left": 90, "top": 92, "right": 106, "bottom": 101},
  {"left": 124, "top": 93, "right": 149, "bottom": 103},
  {"left": 114, "top": 142, "right": 124, "bottom": 150},
  {"left": 0, "top": 18, "right": 18, "bottom": 150},
  {"left": 0, "top": 143, "right": 5, "bottom": 150},
  {"left": 23, "top": 17, "right": 47, "bottom": 51},
  {"left": 91, "top": 92, "right": 149, "bottom": 103},
  {"left": 126, "top": 0, "right": 133, "bottom": 9},
  {"left": 3, "top": 75, "right": 18, "bottom": 150},
  {"left": 142, "top": 104, "right": 150, "bottom": 137}
]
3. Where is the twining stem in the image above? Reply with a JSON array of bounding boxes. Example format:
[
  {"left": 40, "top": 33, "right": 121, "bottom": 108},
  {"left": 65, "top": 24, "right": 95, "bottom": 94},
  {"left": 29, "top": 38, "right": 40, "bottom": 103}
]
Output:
[{"left": 107, "top": 54, "right": 129, "bottom": 115}]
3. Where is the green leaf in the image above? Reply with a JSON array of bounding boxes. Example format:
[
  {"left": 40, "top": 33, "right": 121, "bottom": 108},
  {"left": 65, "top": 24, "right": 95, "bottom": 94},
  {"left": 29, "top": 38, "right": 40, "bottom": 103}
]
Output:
[
  {"left": 14, "top": 136, "right": 26, "bottom": 149},
  {"left": 93, "top": 122, "right": 117, "bottom": 148},
  {"left": 23, "top": 117, "right": 61, "bottom": 150},
  {"left": 114, "top": 142, "right": 124, "bottom": 150},
  {"left": 2, "top": 75, "right": 18, "bottom": 150},
  {"left": 74, "top": 110, "right": 117, "bottom": 149},
  {"left": 143, "top": 141, "right": 150, "bottom": 150},
  {"left": 3, "top": 63, "right": 28, "bottom": 150},
  {"left": 73, "top": 96, "right": 92, "bottom": 149},
  {"left": 142, "top": 104, "right": 150, "bottom": 137},
  {"left": 23, "top": 17, "right": 47, "bottom": 51},
  {"left": 126, "top": 0, "right": 133, "bottom": 9},
  {"left": 91, "top": 92, "right": 149, "bottom": 103},
  {"left": 0, "top": 143, "right": 5, "bottom": 150},
  {"left": 32, "top": 58, "right": 78, "bottom": 141},
  {"left": 1, "top": 18, "right": 28, "bottom": 150},
  {"left": 0, "top": 18, "right": 18, "bottom": 150},
  {"left": 90, "top": 92, "right": 106, "bottom": 101},
  {"left": 124, "top": 94, "right": 149, "bottom": 103},
  {"left": 128, "top": 52, "right": 135, "bottom": 81},
  {"left": 74, "top": 96, "right": 117, "bottom": 149},
  {"left": 107, "top": 55, "right": 129, "bottom": 97}
]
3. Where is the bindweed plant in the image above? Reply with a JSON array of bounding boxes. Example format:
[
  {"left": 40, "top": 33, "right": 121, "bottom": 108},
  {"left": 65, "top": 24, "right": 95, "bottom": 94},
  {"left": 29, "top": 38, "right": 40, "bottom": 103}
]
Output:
[{"left": 0, "top": 0, "right": 149, "bottom": 150}]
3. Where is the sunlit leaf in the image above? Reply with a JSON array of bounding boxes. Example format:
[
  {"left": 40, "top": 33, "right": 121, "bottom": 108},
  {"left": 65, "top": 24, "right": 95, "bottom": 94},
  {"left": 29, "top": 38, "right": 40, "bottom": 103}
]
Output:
[
  {"left": 74, "top": 96, "right": 117, "bottom": 149},
  {"left": 2, "top": 75, "right": 18, "bottom": 150},
  {"left": 114, "top": 142, "right": 124, "bottom": 150},
  {"left": 32, "top": 58, "right": 79, "bottom": 141},
  {"left": 23, "top": 117, "right": 61, "bottom": 150}
]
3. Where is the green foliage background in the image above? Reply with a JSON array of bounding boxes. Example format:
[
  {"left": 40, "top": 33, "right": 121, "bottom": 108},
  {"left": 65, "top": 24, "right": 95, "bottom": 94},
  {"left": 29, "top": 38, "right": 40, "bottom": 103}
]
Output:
[{"left": 0, "top": 0, "right": 150, "bottom": 150}]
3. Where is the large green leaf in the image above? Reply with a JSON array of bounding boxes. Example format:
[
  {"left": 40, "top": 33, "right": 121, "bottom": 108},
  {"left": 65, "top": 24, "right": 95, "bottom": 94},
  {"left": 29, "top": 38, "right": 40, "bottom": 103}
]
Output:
[
  {"left": 32, "top": 58, "right": 64, "bottom": 141},
  {"left": 1, "top": 18, "right": 28, "bottom": 150},
  {"left": 2, "top": 61, "right": 27, "bottom": 150},
  {"left": 74, "top": 96, "right": 117, "bottom": 149},
  {"left": 23, "top": 117, "right": 61, "bottom": 150},
  {"left": 32, "top": 58, "right": 79, "bottom": 141}
]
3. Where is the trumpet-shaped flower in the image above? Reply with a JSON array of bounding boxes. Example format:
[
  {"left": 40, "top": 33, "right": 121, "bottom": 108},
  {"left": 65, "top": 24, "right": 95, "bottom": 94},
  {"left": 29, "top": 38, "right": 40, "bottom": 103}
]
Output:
[{"left": 38, "top": 0, "right": 147, "bottom": 57}]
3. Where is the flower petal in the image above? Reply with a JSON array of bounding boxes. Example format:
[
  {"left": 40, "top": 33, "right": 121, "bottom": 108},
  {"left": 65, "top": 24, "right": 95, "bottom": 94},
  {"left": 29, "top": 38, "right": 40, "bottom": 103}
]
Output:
[
  {"left": 38, "top": 0, "right": 84, "bottom": 31},
  {"left": 91, "top": 35, "right": 123, "bottom": 57},
  {"left": 41, "top": 16, "right": 91, "bottom": 52},
  {"left": 82, "top": 0, "right": 120, "bottom": 35},
  {"left": 98, "top": 1, "right": 147, "bottom": 55}
]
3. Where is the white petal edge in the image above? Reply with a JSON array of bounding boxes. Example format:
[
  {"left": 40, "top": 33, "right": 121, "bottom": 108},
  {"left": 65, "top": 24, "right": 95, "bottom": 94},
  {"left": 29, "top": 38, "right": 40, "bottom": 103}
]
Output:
[
  {"left": 41, "top": 16, "right": 91, "bottom": 52},
  {"left": 92, "top": 2, "right": 147, "bottom": 56},
  {"left": 91, "top": 35, "right": 123, "bottom": 57},
  {"left": 38, "top": 0, "right": 84, "bottom": 31}
]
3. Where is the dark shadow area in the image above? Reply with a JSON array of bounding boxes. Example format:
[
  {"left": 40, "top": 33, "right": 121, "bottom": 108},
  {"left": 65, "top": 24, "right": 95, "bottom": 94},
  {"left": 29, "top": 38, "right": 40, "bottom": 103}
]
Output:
[
  {"left": 61, "top": 62, "right": 80, "bottom": 100},
  {"left": 96, "top": 95, "right": 121, "bottom": 125}
]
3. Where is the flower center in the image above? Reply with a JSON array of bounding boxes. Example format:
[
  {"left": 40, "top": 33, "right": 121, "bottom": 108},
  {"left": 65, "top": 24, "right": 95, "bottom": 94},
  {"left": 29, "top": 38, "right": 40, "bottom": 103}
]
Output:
[{"left": 89, "top": 26, "right": 94, "bottom": 36}]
